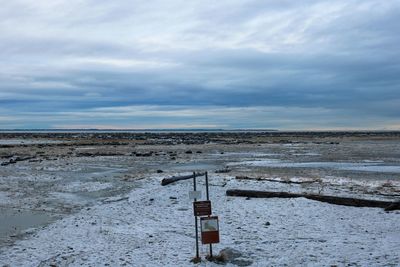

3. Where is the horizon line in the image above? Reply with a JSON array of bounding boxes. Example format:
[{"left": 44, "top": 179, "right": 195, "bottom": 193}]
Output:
[{"left": 1, "top": 128, "right": 400, "bottom": 133}]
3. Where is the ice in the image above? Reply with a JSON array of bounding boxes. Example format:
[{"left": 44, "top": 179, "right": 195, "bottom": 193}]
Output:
[
  {"left": 0, "top": 139, "right": 66, "bottom": 145},
  {"left": 60, "top": 181, "right": 113, "bottom": 193},
  {"left": 235, "top": 160, "right": 400, "bottom": 173}
]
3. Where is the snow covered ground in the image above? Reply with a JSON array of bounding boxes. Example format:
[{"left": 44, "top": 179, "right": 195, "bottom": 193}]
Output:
[{"left": 1, "top": 173, "right": 399, "bottom": 266}]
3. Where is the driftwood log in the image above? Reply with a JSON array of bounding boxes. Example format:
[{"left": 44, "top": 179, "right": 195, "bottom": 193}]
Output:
[
  {"left": 236, "top": 176, "right": 315, "bottom": 184},
  {"left": 226, "top": 189, "right": 400, "bottom": 211},
  {"left": 161, "top": 172, "right": 206, "bottom": 186}
]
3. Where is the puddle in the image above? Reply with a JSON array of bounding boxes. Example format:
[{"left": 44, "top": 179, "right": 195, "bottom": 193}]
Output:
[
  {"left": 232, "top": 160, "right": 400, "bottom": 173},
  {"left": 168, "top": 162, "right": 220, "bottom": 172},
  {"left": 0, "top": 139, "right": 66, "bottom": 145},
  {"left": 0, "top": 208, "right": 57, "bottom": 243}
]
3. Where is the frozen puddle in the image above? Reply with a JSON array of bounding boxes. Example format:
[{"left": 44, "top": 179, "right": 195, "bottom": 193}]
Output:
[
  {"left": 0, "top": 208, "right": 57, "bottom": 242},
  {"left": 168, "top": 161, "right": 219, "bottom": 171},
  {"left": 232, "top": 160, "right": 400, "bottom": 173},
  {"left": 0, "top": 139, "right": 67, "bottom": 145}
]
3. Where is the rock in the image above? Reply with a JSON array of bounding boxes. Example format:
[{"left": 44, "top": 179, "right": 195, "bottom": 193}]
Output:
[
  {"left": 215, "top": 168, "right": 231, "bottom": 173},
  {"left": 156, "top": 169, "right": 163, "bottom": 173},
  {"left": 216, "top": 247, "right": 253, "bottom": 266},
  {"left": 218, "top": 247, "right": 242, "bottom": 261}
]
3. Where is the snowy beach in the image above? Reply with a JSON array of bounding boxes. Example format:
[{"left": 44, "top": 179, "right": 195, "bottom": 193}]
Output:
[{"left": 0, "top": 132, "right": 399, "bottom": 266}]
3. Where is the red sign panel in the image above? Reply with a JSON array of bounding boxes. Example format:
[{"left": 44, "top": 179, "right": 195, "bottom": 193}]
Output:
[
  {"left": 193, "top": 201, "right": 212, "bottom": 216},
  {"left": 200, "top": 216, "right": 220, "bottom": 244}
]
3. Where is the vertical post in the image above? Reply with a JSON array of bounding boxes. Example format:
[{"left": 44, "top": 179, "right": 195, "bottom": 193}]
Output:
[
  {"left": 193, "top": 172, "right": 200, "bottom": 260},
  {"left": 205, "top": 172, "right": 213, "bottom": 258},
  {"left": 205, "top": 171, "right": 209, "bottom": 200}
]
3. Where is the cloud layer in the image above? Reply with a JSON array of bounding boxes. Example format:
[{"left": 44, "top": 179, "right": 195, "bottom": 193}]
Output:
[{"left": 1, "top": 0, "right": 399, "bottom": 129}]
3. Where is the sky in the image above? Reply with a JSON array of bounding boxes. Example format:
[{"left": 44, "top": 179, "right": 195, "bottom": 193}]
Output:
[{"left": 0, "top": 0, "right": 399, "bottom": 130}]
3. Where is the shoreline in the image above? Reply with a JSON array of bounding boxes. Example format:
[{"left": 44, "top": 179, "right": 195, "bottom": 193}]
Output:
[{"left": 0, "top": 133, "right": 399, "bottom": 265}]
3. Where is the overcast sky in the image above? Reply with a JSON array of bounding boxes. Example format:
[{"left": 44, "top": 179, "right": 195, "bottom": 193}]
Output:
[{"left": 1, "top": 0, "right": 399, "bottom": 130}]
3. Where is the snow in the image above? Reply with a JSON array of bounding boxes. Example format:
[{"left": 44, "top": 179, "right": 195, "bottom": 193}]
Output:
[
  {"left": 1, "top": 174, "right": 399, "bottom": 266},
  {"left": 0, "top": 192, "right": 12, "bottom": 205}
]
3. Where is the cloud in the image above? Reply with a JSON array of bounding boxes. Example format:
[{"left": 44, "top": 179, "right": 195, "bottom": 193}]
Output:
[{"left": 0, "top": 0, "right": 399, "bottom": 129}]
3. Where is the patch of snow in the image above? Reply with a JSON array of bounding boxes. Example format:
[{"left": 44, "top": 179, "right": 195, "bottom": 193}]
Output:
[
  {"left": 0, "top": 174, "right": 399, "bottom": 266},
  {"left": 0, "top": 192, "right": 12, "bottom": 205}
]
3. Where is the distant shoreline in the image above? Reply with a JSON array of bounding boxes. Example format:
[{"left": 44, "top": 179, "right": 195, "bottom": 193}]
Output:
[
  {"left": 0, "top": 128, "right": 278, "bottom": 133},
  {"left": 0, "top": 129, "right": 399, "bottom": 134}
]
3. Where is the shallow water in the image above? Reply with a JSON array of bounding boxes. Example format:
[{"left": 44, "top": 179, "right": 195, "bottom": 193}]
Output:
[
  {"left": 233, "top": 160, "right": 400, "bottom": 174},
  {"left": 0, "top": 139, "right": 66, "bottom": 145},
  {"left": 168, "top": 161, "right": 220, "bottom": 171},
  {"left": 0, "top": 208, "right": 56, "bottom": 240}
]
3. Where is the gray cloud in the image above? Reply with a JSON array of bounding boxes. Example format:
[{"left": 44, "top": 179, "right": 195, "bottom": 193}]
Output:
[{"left": 0, "top": 0, "right": 399, "bottom": 129}]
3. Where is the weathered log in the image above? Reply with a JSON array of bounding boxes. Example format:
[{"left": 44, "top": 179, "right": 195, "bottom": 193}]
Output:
[
  {"left": 227, "top": 189, "right": 302, "bottom": 198},
  {"left": 226, "top": 189, "right": 400, "bottom": 210},
  {"left": 384, "top": 202, "right": 400, "bottom": 211},
  {"left": 235, "top": 176, "right": 315, "bottom": 184},
  {"left": 161, "top": 172, "right": 206, "bottom": 186}
]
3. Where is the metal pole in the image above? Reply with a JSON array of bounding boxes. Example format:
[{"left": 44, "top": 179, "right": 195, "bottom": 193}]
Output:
[
  {"left": 205, "top": 171, "right": 209, "bottom": 200},
  {"left": 205, "top": 172, "right": 213, "bottom": 258},
  {"left": 193, "top": 172, "right": 200, "bottom": 260}
]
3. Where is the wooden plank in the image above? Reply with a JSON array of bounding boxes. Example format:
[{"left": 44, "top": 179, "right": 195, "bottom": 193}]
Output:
[{"left": 161, "top": 172, "right": 205, "bottom": 186}]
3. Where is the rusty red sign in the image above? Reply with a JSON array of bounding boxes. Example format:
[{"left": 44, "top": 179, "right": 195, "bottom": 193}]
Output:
[
  {"left": 193, "top": 200, "right": 211, "bottom": 216},
  {"left": 200, "top": 216, "right": 220, "bottom": 244}
]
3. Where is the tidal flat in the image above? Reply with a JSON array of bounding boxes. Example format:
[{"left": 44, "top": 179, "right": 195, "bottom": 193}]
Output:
[{"left": 0, "top": 131, "right": 399, "bottom": 266}]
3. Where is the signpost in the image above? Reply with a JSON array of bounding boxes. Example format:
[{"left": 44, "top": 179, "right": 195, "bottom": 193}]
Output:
[
  {"left": 189, "top": 190, "right": 201, "bottom": 200},
  {"left": 200, "top": 216, "right": 220, "bottom": 244},
  {"left": 193, "top": 200, "right": 211, "bottom": 216},
  {"left": 192, "top": 172, "right": 200, "bottom": 262},
  {"left": 191, "top": 171, "right": 219, "bottom": 262}
]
